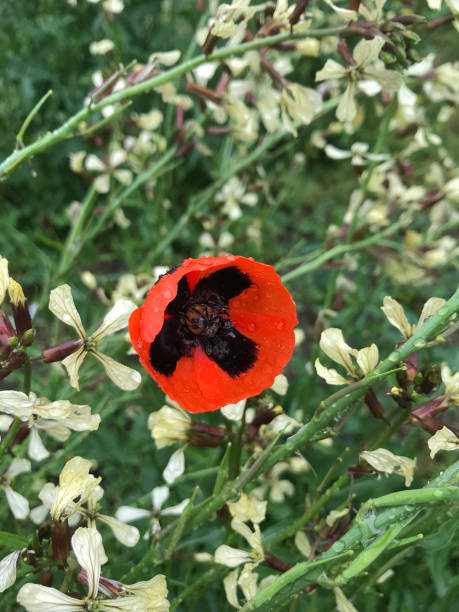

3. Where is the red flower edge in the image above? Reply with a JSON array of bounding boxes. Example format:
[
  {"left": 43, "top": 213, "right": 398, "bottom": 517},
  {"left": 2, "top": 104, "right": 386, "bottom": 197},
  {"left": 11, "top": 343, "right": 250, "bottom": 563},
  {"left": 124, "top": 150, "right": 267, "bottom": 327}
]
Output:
[{"left": 129, "top": 255, "right": 297, "bottom": 413}]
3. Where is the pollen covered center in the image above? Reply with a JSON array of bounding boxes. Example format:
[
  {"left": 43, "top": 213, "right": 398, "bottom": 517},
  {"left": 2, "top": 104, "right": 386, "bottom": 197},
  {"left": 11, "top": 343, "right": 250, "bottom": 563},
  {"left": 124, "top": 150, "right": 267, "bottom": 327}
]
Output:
[{"left": 184, "top": 303, "right": 223, "bottom": 337}]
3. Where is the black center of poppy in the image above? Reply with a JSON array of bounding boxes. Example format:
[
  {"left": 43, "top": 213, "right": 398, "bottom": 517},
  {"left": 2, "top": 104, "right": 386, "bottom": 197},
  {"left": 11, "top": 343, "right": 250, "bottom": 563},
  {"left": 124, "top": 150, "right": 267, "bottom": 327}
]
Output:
[{"left": 149, "top": 266, "right": 259, "bottom": 378}]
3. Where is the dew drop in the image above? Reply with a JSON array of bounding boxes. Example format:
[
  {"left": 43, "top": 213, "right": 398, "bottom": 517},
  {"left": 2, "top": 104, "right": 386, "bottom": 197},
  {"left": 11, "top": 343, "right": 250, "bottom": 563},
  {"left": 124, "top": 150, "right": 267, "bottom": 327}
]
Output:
[
  {"left": 184, "top": 386, "right": 191, "bottom": 393},
  {"left": 153, "top": 306, "right": 159, "bottom": 312},
  {"left": 62, "top": 314, "right": 72, "bottom": 323},
  {"left": 163, "top": 290, "right": 172, "bottom": 300},
  {"left": 276, "top": 321, "right": 285, "bottom": 330},
  {"left": 248, "top": 323, "right": 256, "bottom": 331}
]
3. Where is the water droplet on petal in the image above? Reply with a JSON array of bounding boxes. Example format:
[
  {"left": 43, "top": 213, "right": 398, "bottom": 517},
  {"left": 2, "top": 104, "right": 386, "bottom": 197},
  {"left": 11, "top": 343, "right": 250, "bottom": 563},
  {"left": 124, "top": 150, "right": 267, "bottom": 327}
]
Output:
[
  {"left": 277, "top": 321, "right": 285, "bottom": 330},
  {"left": 184, "top": 386, "right": 191, "bottom": 393},
  {"left": 163, "top": 290, "right": 172, "bottom": 300},
  {"left": 248, "top": 323, "right": 256, "bottom": 331},
  {"left": 62, "top": 314, "right": 72, "bottom": 323}
]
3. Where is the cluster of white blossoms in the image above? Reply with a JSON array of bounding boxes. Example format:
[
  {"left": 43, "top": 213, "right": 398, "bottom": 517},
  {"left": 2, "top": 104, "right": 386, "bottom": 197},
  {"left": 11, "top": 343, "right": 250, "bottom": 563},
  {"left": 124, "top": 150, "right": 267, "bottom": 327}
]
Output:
[
  {"left": 215, "top": 492, "right": 271, "bottom": 609},
  {"left": 16, "top": 527, "right": 169, "bottom": 611}
]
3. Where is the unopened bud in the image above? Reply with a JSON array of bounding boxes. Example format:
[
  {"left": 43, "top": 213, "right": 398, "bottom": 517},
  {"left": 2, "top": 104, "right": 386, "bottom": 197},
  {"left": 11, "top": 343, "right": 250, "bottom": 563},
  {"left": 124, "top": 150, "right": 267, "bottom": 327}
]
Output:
[
  {"left": 42, "top": 339, "right": 83, "bottom": 363},
  {"left": 8, "top": 278, "right": 33, "bottom": 338},
  {"left": 391, "top": 14, "right": 426, "bottom": 26},
  {"left": 22, "top": 328, "right": 36, "bottom": 347},
  {"left": 403, "top": 30, "right": 421, "bottom": 45},
  {"left": 407, "top": 48, "right": 421, "bottom": 63},
  {"left": 8, "top": 336, "right": 19, "bottom": 347},
  {"left": 381, "top": 51, "right": 397, "bottom": 65}
]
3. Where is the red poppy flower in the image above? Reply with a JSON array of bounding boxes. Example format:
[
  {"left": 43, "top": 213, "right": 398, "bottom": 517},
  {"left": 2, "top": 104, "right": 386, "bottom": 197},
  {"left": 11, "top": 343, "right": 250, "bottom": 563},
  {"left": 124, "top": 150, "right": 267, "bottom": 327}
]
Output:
[{"left": 129, "top": 255, "right": 297, "bottom": 413}]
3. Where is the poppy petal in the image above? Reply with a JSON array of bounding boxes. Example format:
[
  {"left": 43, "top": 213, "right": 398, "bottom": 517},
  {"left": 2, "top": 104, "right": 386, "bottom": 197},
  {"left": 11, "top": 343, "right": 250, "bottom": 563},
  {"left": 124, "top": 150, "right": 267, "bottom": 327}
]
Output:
[
  {"left": 193, "top": 266, "right": 252, "bottom": 303},
  {"left": 194, "top": 311, "right": 295, "bottom": 408},
  {"left": 198, "top": 326, "right": 258, "bottom": 377},
  {"left": 149, "top": 317, "right": 185, "bottom": 377}
]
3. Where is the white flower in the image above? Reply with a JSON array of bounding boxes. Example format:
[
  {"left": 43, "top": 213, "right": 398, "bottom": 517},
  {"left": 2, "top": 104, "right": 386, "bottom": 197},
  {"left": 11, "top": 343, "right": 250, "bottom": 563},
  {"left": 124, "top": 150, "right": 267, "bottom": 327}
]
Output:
[
  {"left": 271, "top": 374, "right": 288, "bottom": 396},
  {"left": 324, "top": 142, "right": 389, "bottom": 166},
  {"left": 89, "top": 39, "right": 114, "bottom": 55},
  {"left": 334, "top": 586, "right": 359, "bottom": 612},
  {"left": 0, "top": 459, "right": 31, "bottom": 519},
  {"left": 360, "top": 448, "right": 416, "bottom": 486},
  {"left": 0, "top": 391, "right": 100, "bottom": 461},
  {"left": 50, "top": 457, "right": 101, "bottom": 522},
  {"left": 428, "top": 426, "right": 459, "bottom": 459},
  {"left": 0, "top": 549, "right": 23, "bottom": 592},
  {"left": 215, "top": 176, "right": 258, "bottom": 220},
  {"left": 221, "top": 399, "right": 247, "bottom": 421},
  {"left": 163, "top": 448, "right": 185, "bottom": 485},
  {"left": 315, "top": 328, "right": 379, "bottom": 385},
  {"left": 381, "top": 296, "right": 446, "bottom": 340},
  {"left": 441, "top": 365, "right": 459, "bottom": 405},
  {"left": 148, "top": 405, "right": 191, "bottom": 448},
  {"left": 215, "top": 518, "right": 264, "bottom": 568},
  {"left": 280, "top": 83, "right": 323, "bottom": 136},
  {"left": 116, "top": 485, "right": 189, "bottom": 537},
  {"left": 49, "top": 284, "right": 141, "bottom": 390},
  {"left": 316, "top": 37, "right": 403, "bottom": 122},
  {"left": 228, "top": 492, "right": 267, "bottom": 525},
  {"left": 85, "top": 149, "right": 133, "bottom": 194},
  {"left": 0, "top": 256, "right": 9, "bottom": 305},
  {"left": 16, "top": 527, "right": 169, "bottom": 611}
]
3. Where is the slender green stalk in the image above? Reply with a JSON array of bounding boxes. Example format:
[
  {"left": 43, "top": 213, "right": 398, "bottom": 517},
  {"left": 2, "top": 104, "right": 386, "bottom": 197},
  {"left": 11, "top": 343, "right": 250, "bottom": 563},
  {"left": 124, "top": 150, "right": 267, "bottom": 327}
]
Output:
[
  {"left": 57, "top": 185, "right": 98, "bottom": 278},
  {"left": 281, "top": 214, "right": 410, "bottom": 283},
  {"left": 16, "top": 90, "right": 53, "bottom": 147}
]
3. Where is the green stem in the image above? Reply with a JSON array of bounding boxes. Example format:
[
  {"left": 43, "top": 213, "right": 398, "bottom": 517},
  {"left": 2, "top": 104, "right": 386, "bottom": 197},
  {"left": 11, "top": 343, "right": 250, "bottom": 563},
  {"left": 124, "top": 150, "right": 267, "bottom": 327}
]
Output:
[
  {"left": 281, "top": 213, "right": 410, "bottom": 283},
  {"left": 57, "top": 185, "right": 98, "bottom": 278},
  {"left": 0, "top": 25, "right": 359, "bottom": 180},
  {"left": 16, "top": 90, "right": 53, "bottom": 147}
]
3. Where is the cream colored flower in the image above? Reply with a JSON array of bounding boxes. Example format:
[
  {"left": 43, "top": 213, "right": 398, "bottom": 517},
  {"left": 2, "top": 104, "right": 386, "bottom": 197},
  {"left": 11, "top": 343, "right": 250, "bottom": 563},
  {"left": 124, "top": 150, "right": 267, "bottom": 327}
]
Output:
[
  {"left": 271, "top": 374, "right": 288, "bottom": 396},
  {"left": 17, "top": 527, "right": 169, "bottom": 611},
  {"left": 315, "top": 328, "right": 379, "bottom": 385},
  {"left": 325, "top": 508, "right": 349, "bottom": 527},
  {"left": 228, "top": 492, "right": 267, "bottom": 525},
  {"left": 360, "top": 448, "right": 415, "bottom": 486},
  {"left": 381, "top": 296, "right": 446, "bottom": 340},
  {"left": 221, "top": 399, "right": 247, "bottom": 421},
  {"left": 210, "top": 0, "right": 263, "bottom": 44},
  {"left": 89, "top": 39, "right": 114, "bottom": 55},
  {"left": 316, "top": 37, "right": 403, "bottom": 122},
  {"left": 0, "top": 256, "right": 9, "bottom": 305},
  {"left": 224, "top": 96, "right": 259, "bottom": 143},
  {"left": 280, "top": 83, "right": 323, "bottom": 136},
  {"left": 148, "top": 405, "right": 191, "bottom": 448},
  {"left": 49, "top": 284, "right": 141, "bottom": 390},
  {"left": 116, "top": 485, "right": 189, "bottom": 537},
  {"left": 50, "top": 457, "right": 101, "bottom": 522},
  {"left": 85, "top": 149, "right": 133, "bottom": 194},
  {"left": 215, "top": 518, "right": 264, "bottom": 568},
  {"left": 215, "top": 176, "right": 258, "bottom": 220},
  {"left": 334, "top": 586, "right": 359, "bottom": 612},
  {"left": 428, "top": 426, "right": 459, "bottom": 459},
  {"left": 0, "top": 549, "right": 24, "bottom": 593},
  {"left": 441, "top": 365, "right": 459, "bottom": 406},
  {"left": 295, "top": 531, "right": 312, "bottom": 557},
  {"left": 325, "top": 142, "right": 389, "bottom": 166},
  {"left": 0, "top": 459, "right": 30, "bottom": 520},
  {"left": 0, "top": 390, "right": 100, "bottom": 461}
]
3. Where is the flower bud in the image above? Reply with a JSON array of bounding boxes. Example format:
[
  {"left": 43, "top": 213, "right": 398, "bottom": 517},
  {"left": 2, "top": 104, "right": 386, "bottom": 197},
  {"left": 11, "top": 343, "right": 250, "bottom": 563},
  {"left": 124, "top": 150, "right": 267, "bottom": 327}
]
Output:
[
  {"left": 8, "top": 279, "right": 33, "bottom": 338},
  {"left": 22, "top": 328, "right": 36, "bottom": 347},
  {"left": 42, "top": 339, "right": 83, "bottom": 363}
]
